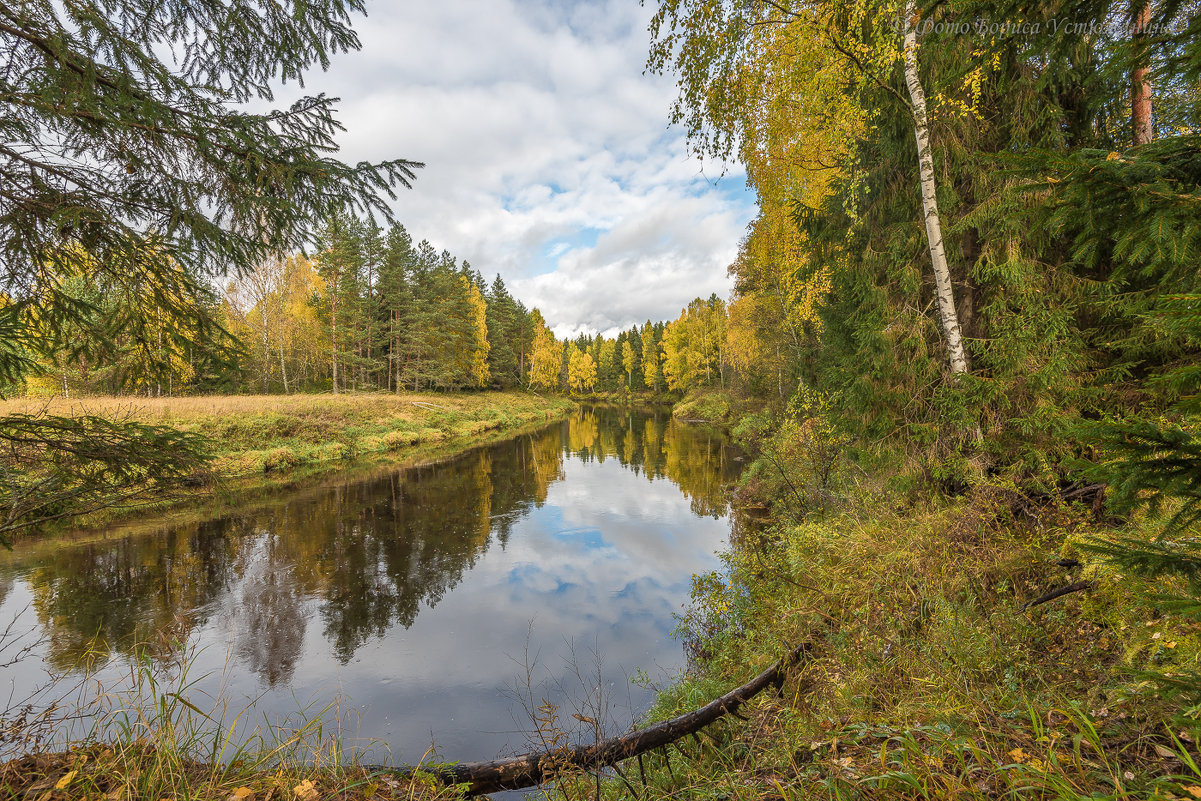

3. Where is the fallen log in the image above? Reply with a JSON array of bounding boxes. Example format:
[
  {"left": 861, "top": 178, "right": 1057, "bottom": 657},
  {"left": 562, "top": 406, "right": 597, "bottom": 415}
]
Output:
[
  {"left": 1060, "top": 483, "right": 1105, "bottom": 502},
  {"left": 1021, "top": 580, "right": 1093, "bottom": 612},
  {"left": 370, "top": 641, "right": 812, "bottom": 796}
]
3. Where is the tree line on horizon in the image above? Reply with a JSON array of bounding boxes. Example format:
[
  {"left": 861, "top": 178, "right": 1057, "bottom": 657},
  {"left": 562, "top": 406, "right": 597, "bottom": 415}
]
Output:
[{"left": 12, "top": 208, "right": 749, "bottom": 399}]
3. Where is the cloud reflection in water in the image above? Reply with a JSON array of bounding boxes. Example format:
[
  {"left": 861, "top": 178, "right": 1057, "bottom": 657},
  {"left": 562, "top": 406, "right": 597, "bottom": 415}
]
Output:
[{"left": 0, "top": 406, "right": 743, "bottom": 763}]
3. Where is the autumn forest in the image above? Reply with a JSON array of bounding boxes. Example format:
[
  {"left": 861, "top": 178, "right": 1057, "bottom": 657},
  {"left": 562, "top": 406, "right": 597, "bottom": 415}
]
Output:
[
  {"left": 4, "top": 0, "right": 1201, "bottom": 799},
  {"left": 19, "top": 210, "right": 733, "bottom": 401}
]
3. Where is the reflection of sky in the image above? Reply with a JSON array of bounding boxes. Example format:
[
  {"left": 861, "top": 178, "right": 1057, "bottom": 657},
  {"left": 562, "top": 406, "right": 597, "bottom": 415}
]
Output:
[{"left": 0, "top": 416, "right": 735, "bottom": 765}]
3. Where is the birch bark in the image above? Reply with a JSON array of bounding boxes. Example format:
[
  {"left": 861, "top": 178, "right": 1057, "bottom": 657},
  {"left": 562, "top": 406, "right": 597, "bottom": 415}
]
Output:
[{"left": 902, "top": 0, "right": 969, "bottom": 374}]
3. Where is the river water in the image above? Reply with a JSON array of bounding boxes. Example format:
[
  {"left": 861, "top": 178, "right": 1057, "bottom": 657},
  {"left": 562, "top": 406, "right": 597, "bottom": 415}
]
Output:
[{"left": 0, "top": 406, "right": 742, "bottom": 765}]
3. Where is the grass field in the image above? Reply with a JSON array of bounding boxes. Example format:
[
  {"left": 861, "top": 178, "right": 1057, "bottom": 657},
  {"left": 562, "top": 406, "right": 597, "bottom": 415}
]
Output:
[
  {"left": 1, "top": 391, "right": 573, "bottom": 477},
  {"left": 1, "top": 391, "right": 574, "bottom": 538}
]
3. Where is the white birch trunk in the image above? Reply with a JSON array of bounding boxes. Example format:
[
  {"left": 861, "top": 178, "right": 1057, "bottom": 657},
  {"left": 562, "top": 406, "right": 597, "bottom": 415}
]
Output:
[
  {"left": 278, "top": 336, "right": 289, "bottom": 394},
  {"left": 903, "top": 0, "right": 969, "bottom": 375},
  {"left": 261, "top": 318, "right": 271, "bottom": 393}
]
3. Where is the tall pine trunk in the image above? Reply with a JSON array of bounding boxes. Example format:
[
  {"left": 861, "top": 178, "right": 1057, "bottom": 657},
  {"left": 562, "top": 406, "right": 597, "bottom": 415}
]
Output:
[
  {"left": 330, "top": 276, "right": 339, "bottom": 394},
  {"left": 902, "top": 0, "right": 968, "bottom": 375},
  {"left": 1131, "top": 0, "right": 1154, "bottom": 145}
]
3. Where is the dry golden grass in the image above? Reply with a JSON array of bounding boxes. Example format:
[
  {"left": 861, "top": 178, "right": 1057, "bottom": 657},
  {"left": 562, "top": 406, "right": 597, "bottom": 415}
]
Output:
[
  {"left": 0, "top": 391, "right": 560, "bottom": 426},
  {"left": 0, "top": 746, "right": 459, "bottom": 801}
]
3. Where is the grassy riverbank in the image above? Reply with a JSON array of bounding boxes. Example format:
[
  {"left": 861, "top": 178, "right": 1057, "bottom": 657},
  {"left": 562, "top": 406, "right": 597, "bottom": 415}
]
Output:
[
  {"left": 2, "top": 392, "right": 573, "bottom": 475},
  {"left": 0, "top": 391, "right": 582, "bottom": 799},
  {"left": 11, "top": 478, "right": 1197, "bottom": 801},
  {"left": 0, "top": 748, "right": 455, "bottom": 801},
  {"left": 594, "top": 485, "right": 1201, "bottom": 800},
  {"left": 11, "top": 393, "right": 1199, "bottom": 799},
  {"left": 2, "top": 391, "right": 574, "bottom": 536}
]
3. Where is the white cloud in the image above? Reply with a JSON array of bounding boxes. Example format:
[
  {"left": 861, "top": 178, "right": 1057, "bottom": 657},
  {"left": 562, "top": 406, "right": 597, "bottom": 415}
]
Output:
[{"left": 284, "top": 0, "right": 756, "bottom": 335}]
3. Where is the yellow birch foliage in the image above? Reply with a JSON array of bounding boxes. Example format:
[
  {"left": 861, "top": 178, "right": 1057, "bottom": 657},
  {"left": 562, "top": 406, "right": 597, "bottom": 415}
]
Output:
[
  {"left": 648, "top": 0, "right": 860, "bottom": 390},
  {"left": 662, "top": 297, "right": 726, "bottom": 392},
  {"left": 642, "top": 323, "right": 661, "bottom": 391},
  {"left": 528, "top": 310, "right": 564, "bottom": 391},
  {"left": 723, "top": 12, "right": 851, "bottom": 383},
  {"left": 567, "top": 345, "right": 597, "bottom": 395},
  {"left": 457, "top": 276, "right": 491, "bottom": 388}
]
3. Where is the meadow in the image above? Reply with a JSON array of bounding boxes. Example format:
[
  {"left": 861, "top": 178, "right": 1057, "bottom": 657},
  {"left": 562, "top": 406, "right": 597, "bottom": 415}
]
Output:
[{"left": 1, "top": 391, "right": 573, "bottom": 478}]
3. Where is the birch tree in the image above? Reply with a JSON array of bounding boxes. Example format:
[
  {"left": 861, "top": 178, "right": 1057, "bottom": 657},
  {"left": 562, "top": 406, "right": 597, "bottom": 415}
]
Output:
[
  {"left": 646, "top": 0, "right": 969, "bottom": 375},
  {"left": 901, "top": 0, "right": 967, "bottom": 374}
]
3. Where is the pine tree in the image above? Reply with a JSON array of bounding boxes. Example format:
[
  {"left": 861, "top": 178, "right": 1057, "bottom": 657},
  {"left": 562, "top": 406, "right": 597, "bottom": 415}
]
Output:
[
  {"left": 641, "top": 321, "right": 662, "bottom": 393},
  {"left": 486, "top": 275, "right": 522, "bottom": 387},
  {"left": 315, "top": 212, "right": 364, "bottom": 393},
  {"left": 379, "top": 224, "right": 416, "bottom": 393},
  {"left": 395, "top": 240, "right": 441, "bottom": 390},
  {"left": 356, "top": 220, "right": 387, "bottom": 390}
]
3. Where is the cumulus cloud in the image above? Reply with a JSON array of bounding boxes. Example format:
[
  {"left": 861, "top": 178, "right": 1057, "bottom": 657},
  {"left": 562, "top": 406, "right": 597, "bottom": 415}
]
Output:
[{"left": 285, "top": 0, "right": 756, "bottom": 335}]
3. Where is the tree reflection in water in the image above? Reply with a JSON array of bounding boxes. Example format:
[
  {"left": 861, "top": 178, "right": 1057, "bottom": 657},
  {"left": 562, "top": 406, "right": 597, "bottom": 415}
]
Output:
[{"left": 2, "top": 406, "right": 742, "bottom": 760}]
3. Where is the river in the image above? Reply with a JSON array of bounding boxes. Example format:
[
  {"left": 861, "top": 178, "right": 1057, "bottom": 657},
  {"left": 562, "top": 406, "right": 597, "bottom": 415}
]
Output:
[{"left": 0, "top": 405, "right": 742, "bottom": 766}]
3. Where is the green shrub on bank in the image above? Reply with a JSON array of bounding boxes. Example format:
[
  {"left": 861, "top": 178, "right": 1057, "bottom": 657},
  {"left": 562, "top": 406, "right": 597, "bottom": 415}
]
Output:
[{"left": 673, "top": 389, "right": 737, "bottom": 423}]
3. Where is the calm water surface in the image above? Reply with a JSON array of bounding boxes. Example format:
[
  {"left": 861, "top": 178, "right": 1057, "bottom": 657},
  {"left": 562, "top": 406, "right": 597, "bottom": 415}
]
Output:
[{"left": 0, "top": 406, "right": 742, "bottom": 763}]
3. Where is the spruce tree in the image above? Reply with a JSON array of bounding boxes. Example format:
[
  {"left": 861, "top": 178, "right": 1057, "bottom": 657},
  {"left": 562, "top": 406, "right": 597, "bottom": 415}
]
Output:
[
  {"left": 1, "top": 1, "right": 420, "bottom": 386},
  {"left": 0, "top": 0, "right": 419, "bottom": 539},
  {"left": 485, "top": 275, "right": 521, "bottom": 387},
  {"left": 1079, "top": 293, "right": 1201, "bottom": 702},
  {"left": 379, "top": 224, "right": 416, "bottom": 392},
  {"left": 397, "top": 241, "right": 444, "bottom": 391}
]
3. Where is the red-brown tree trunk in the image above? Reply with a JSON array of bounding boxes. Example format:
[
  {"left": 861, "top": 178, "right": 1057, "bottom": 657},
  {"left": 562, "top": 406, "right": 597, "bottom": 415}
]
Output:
[{"left": 1131, "top": 0, "right": 1154, "bottom": 145}]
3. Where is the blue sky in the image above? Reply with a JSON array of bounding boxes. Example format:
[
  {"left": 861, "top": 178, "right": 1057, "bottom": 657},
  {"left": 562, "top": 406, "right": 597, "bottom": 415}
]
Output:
[{"left": 277, "top": 0, "right": 758, "bottom": 337}]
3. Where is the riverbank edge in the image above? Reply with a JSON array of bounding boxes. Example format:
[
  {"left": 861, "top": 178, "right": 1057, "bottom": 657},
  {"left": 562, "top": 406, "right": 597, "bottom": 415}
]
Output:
[
  {"left": 569, "top": 407, "right": 1201, "bottom": 800},
  {"left": 6, "top": 391, "right": 577, "bottom": 545}
]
